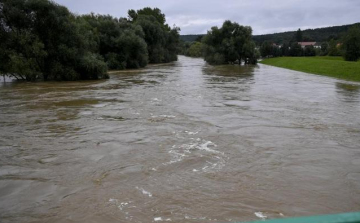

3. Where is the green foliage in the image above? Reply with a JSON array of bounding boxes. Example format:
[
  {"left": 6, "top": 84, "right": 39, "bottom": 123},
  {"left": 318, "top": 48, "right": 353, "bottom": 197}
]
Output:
[
  {"left": 328, "top": 39, "right": 342, "bottom": 56},
  {"left": 281, "top": 43, "right": 290, "bottom": 56},
  {"left": 260, "top": 41, "right": 273, "bottom": 57},
  {"left": 260, "top": 56, "right": 360, "bottom": 82},
  {"left": 304, "top": 46, "right": 316, "bottom": 56},
  {"left": 128, "top": 8, "right": 179, "bottom": 63},
  {"left": 342, "top": 26, "right": 360, "bottom": 61},
  {"left": 296, "top": 28, "right": 303, "bottom": 42},
  {"left": 79, "top": 14, "right": 148, "bottom": 70},
  {"left": 254, "top": 48, "right": 261, "bottom": 60},
  {"left": 242, "top": 41, "right": 258, "bottom": 64},
  {"left": 129, "top": 7, "right": 166, "bottom": 27},
  {"left": 259, "top": 41, "right": 283, "bottom": 58},
  {"left": 78, "top": 53, "right": 109, "bottom": 79},
  {"left": 0, "top": 0, "right": 108, "bottom": 81},
  {"left": 187, "top": 42, "right": 203, "bottom": 57},
  {"left": 289, "top": 43, "right": 303, "bottom": 56},
  {"left": 194, "top": 35, "right": 204, "bottom": 42},
  {"left": 0, "top": 1, "right": 180, "bottom": 81},
  {"left": 202, "top": 20, "right": 257, "bottom": 65},
  {"left": 320, "top": 42, "right": 329, "bottom": 56}
]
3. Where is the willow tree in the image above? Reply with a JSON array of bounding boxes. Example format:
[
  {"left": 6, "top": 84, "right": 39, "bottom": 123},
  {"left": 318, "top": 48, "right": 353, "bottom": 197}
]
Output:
[
  {"left": 128, "top": 8, "right": 180, "bottom": 63},
  {"left": 0, "top": 0, "right": 108, "bottom": 81},
  {"left": 79, "top": 14, "right": 148, "bottom": 69},
  {"left": 202, "top": 20, "right": 257, "bottom": 65}
]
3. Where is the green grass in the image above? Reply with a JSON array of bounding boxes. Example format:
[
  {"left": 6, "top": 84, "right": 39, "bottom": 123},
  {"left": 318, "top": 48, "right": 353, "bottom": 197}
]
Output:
[{"left": 260, "top": 56, "right": 360, "bottom": 82}]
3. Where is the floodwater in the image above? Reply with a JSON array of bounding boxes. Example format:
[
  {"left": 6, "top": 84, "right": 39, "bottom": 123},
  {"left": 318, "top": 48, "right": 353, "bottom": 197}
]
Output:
[{"left": 0, "top": 56, "right": 359, "bottom": 223}]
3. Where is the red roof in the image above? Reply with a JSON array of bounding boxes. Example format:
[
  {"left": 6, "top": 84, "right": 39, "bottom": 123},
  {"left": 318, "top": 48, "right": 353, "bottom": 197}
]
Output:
[{"left": 298, "top": 42, "right": 316, "bottom": 46}]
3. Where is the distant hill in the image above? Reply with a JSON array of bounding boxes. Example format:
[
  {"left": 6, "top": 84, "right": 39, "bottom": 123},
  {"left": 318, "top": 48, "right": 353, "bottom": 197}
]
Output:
[
  {"left": 180, "top": 23, "right": 360, "bottom": 44},
  {"left": 252, "top": 23, "right": 360, "bottom": 45},
  {"left": 180, "top": 34, "right": 204, "bottom": 42}
]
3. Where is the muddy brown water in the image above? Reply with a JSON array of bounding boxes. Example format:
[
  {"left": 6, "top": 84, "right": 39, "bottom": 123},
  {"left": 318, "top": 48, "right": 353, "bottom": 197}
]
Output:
[{"left": 0, "top": 56, "right": 360, "bottom": 223}]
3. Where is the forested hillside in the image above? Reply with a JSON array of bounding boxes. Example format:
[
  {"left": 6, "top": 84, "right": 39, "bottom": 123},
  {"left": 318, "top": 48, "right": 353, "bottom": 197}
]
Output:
[
  {"left": 253, "top": 23, "right": 360, "bottom": 44},
  {"left": 180, "top": 35, "right": 204, "bottom": 42}
]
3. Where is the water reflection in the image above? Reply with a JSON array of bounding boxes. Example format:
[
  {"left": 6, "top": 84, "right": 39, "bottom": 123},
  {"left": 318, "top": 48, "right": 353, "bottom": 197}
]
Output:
[
  {"left": 336, "top": 82, "right": 360, "bottom": 100},
  {"left": 203, "top": 64, "right": 255, "bottom": 83},
  {"left": 202, "top": 64, "right": 256, "bottom": 110}
]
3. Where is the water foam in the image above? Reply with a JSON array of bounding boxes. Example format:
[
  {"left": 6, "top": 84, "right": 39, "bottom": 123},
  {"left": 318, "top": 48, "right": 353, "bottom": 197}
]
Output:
[
  {"left": 154, "top": 217, "right": 172, "bottom": 221},
  {"left": 109, "top": 199, "right": 131, "bottom": 210},
  {"left": 163, "top": 139, "right": 226, "bottom": 172},
  {"left": 136, "top": 187, "right": 152, "bottom": 197},
  {"left": 185, "top": 131, "right": 199, "bottom": 135},
  {"left": 255, "top": 212, "right": 267, "bottom": 220}
]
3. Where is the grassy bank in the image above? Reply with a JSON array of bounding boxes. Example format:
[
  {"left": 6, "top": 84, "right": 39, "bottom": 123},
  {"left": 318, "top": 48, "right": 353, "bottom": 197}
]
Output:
[{"left": 260, "top": 56, "right": 360, "bottom": 82}]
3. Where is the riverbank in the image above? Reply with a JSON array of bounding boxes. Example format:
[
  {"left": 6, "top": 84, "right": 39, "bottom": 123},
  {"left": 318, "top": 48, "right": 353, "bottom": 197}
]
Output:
[{"left": 260, "top": 56, "right": 360, "bottom": 82}]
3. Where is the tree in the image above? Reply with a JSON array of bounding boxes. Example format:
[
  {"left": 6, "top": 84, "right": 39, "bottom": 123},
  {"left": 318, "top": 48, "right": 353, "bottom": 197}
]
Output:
[
  {"left": 296, "top": 28, "right": 303, "bottom": 42},
  {"left": 260, "top": 41, "right": 273, "bottom": 57},
  {"left": 187, "top": 42, "right": 203, "bottom": 57},
  {"left": 194, "top": 35, "right": 204, "bottom": 42},
  {"left": 128, "top": 8, "right": 180, "bottom": 63},
  {"left": 272, "top": 46, "right": 282, "bottom": 57},
  {"left": 129, "top": 7, "right": 166, "bottom": 26},
  {"left": 179, "top": 41, "right": 191, "bottom": 55},
  {"left": 342, "top": 26, "right": 360, "bottom": 61},
  {"left": 0, "top": 2, "right": 180, "bottom": 81},
  {"left": 243, "top": 40, "right": 258, "bottom": 64},
  {"left": 281, "top": 42, "right": 290, "bottom": 56},
  {"left": 320, "top": 42, "right": 328, "bottom": 56},
  {"left": 0, "top": 0, "right": 108, "bottom": 81},
  {"left": 202, "top": 20, "right": 257, "bottom": 65},
  {"left": 304, "top": 45, "right": 316, "bottom": 56},
  {"left": 289, "top": 43, "right": 303, "bottom": 56},
  {"left": 328, "top": 39, "right": 341, "bottom": 56},
  {"left": 80, "top": 14, "right": 148, "bottom": 69}
]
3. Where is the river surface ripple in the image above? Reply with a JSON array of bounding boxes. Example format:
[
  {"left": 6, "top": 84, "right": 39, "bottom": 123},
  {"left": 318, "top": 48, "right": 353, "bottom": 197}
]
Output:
[{"left": 0, "top": 56, "right": 360, "bottom": 223}]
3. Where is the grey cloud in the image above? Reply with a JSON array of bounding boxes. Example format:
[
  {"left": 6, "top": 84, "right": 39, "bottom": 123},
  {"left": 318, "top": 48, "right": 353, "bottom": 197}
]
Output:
[{"left": 54, "top": 0, "right": 360, "bottom": 35}]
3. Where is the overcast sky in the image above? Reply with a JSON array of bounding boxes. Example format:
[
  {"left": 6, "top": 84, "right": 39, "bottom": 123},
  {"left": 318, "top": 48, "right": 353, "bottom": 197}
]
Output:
[{"left": 54, "top": 0, "right": 360, "bottom": 35}]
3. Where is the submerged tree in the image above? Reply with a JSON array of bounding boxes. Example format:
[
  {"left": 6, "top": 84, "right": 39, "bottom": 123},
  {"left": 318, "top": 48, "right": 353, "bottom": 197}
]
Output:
[
  {"left": 187, "top": 42, "right": 203, "bottom": 57},
  {"left": 79, "top": 14, "right": 148, "bottom": 69},
  {"left": 202, "top": 20, "right": 257, "bottom": 65},
  {"left": 128, "top": 8, "right": 180, "bottom": 63},
  {"left": 0, "top": 2, "right": 180, "bottom": 81}
]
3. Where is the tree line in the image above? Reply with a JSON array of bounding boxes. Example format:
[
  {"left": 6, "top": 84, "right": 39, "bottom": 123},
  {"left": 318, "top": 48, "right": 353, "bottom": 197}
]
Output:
[
  {"left": 0, "top": 0, "right": 180, "bottom": 81},
  {"left": 259, "top": 27, "right": 360, "bottom": 61}
]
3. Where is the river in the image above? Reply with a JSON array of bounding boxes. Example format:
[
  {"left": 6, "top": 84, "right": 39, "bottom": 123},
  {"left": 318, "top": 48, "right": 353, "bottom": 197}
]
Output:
[{"left": 0, "top": 56, "right": 359, "bottom": 223}]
